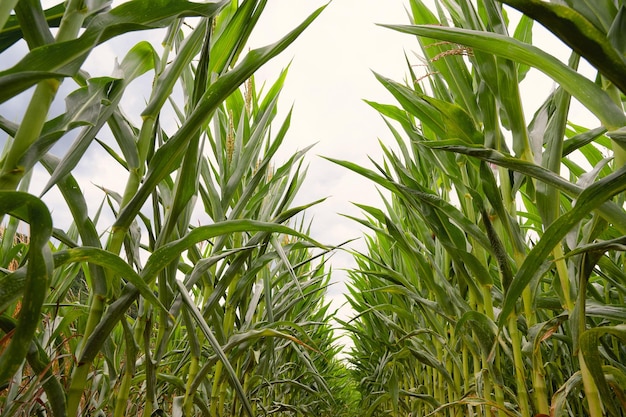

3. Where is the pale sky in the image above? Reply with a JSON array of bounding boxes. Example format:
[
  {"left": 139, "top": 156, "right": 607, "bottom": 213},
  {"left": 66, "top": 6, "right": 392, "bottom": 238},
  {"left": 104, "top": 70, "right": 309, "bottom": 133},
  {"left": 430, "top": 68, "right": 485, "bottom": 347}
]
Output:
[{"left": 248, "top": 1, "right": 424, "bottom": 318}]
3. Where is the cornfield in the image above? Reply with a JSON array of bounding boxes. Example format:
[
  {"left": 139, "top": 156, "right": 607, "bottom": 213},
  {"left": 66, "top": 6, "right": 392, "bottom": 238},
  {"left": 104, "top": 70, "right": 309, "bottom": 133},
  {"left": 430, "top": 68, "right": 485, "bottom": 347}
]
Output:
[
  {"left": 337, "top": 0, "right": 626, "bottom": 416},
  {"left": 0, "top": 1, "right": 355, "bottom": 416},
  {"left": 0, "top": 1, "right": 625, "bottom": 417}
]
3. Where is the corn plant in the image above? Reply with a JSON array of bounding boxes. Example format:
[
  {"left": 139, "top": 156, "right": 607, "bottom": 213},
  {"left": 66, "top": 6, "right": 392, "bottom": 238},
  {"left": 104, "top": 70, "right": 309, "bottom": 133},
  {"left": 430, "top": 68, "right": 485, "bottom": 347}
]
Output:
[
  {"left": 337, "top": 0, "right": 626, "bottom": 416},
  {"left": 0, "top": 1, "right": 357, "bottom": 416}
]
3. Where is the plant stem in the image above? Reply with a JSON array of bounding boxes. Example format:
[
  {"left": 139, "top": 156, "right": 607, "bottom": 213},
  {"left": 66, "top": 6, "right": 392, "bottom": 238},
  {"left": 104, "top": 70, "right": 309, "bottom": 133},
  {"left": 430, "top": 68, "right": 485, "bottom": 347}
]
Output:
[
  {"left": 0, "top": 80, "right": 59, "bottom": 190},
  {"left": 55, "top": 0, "right": 86, "bottom": 42},
  {"left": 579, "top": 351, "right": 604, "bottom": 417},
  {"left": 211, "top": 361, "right": 224, "bottom": 417},
  {"left": 508, "top": 315, "right": 531, "bottom": 417}
]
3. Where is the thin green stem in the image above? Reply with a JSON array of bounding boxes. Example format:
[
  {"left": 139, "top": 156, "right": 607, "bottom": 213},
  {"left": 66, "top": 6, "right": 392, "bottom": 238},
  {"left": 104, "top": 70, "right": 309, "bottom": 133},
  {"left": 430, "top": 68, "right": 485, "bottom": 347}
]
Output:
[
  {"left": 579, "top": 351, "right": 604, "bottom": 417},
  {"left": 0, "top": 79, "right": 59, "bottom": 190},
  {"left": 55, "top": 0, "right": 86, "bottom": 42},
  {"left": 508, "top": 316, "right": 531, "bottom": 417}
]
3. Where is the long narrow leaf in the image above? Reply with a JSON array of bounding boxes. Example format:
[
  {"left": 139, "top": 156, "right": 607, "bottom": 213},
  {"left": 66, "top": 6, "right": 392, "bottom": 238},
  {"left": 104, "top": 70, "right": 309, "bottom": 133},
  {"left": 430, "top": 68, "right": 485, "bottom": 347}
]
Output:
[{"left": 383, "top": 24, "right": 626, "bottom": 130}]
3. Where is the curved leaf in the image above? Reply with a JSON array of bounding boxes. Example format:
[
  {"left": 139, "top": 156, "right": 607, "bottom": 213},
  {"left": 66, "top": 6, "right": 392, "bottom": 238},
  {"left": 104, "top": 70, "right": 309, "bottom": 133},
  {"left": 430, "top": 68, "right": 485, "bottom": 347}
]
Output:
[
  {"left": 40, "top": 40, "right": 156, "bottom": 195},
  {"left": 0, "top": 192, "right": 52, "bottom": 385},
  {"left": 499, "top": 166, "right": 626, "bottom": 325},
  {"left": 501, "top": 0, "right": 626, "bottom": 94},
  {"left": 384, "top": 23, "right": 626, "bottom": 130},
  {"left": 0, "top": 0, "right": 228, "bottom": 104},
  {"left": 579, "top": 325, "right": 626, "bottom": 416}
]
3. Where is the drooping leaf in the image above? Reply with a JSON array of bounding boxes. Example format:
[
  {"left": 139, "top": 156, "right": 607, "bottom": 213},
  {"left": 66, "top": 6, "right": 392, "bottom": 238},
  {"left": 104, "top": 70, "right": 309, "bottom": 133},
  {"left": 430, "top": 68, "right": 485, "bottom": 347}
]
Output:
[
  {"left": 0, "top": 192, "right": 52, "bottom": 385},
  {"left": 0, "top": 0, "right": 228, "bottom": 104},
  {"left": 383, "top": 23, "right": 626, "bottom": 130},
  {"left": 501, "top": 0, "right": 626, "bottom": 94}
]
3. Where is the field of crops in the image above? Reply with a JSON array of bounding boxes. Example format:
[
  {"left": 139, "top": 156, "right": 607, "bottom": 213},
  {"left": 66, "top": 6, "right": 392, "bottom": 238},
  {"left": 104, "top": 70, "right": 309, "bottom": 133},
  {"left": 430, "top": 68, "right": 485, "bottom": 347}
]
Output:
[{"left": 0, "top": 1, "right": 625, "bottom": 416}]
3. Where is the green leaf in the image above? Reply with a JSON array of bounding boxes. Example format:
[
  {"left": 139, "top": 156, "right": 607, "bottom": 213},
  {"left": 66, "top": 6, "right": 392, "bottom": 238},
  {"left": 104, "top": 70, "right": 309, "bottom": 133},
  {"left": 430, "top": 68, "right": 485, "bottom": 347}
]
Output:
[
  {"left": 580, "top": 324, "right": 626, "bottom": 416},
  {"left": 499, "top": 166, "right": 626, "bottom": 325},
  {"left": 53, "top": 247, "right": 170, "bottom": 318},
  {"left": 405, "top": 0, "right": 478, "bottom": 116},
  {"left": 142, "top": 22, "right": 207, "bottom": 119},
  {"left": 113, "top": 5, "right": 326, "bottom": 232},
  {"left": 512, "top": 14, "right": 533, "bottom": 81},
  {"left": 422, "top": 140, "right": 626, "bottom": 234},
  {"left": 384, "top": 23, "right": 626, "bottom": 130},
  {"left": 13, "top": 0, "right": 55, "bottom": 49},
  {"left": 77, "top": 219, "right": 326, "bottom": 366},
  {"left": 374, "top": 73, "right": 481, "bottom": 144},
  {"left": 501, "top": 0, "right": 626, "bottom": 94},
  {"left": 608, "top": 6, "right": 626, "bottom": 57},
  {"left": 328, "top": 156, "right": 494, "bottom": 254},
  {"left": 0, "top": 192, "right": 52, "bottom": 385},
  {"left": 209, "top": 0, "right": 262, "bottom": 75},
  {"left": 176, "top": 280, "right": 254, "bottom": 417},
  {"left": 456, "top": 310, "right": 497, "bottom": 357},
  {"left": 40, "top": 41, "right": 156, "bottom": 195},
  {"left": 478, "top": 162, "right": 525, "bottom": 254},
  {"left": 535, "top": 60, "right": 576, "bottom": 228},
  {"left": 0, "top": 0, "right": 228, "bottom": 104},
  {"left": 0, "top": 2, "right": 62, "bottom": 52}
]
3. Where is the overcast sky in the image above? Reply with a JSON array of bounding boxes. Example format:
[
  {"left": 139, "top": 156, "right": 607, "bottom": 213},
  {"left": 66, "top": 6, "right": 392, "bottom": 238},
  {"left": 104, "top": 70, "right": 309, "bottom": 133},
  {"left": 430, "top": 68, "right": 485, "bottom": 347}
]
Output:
[
  {"left": 1, "top": 1, "right": 597, "bottom": 333},
  {"left": 248, "top": 1, "right": 424, "bottom": 317}
]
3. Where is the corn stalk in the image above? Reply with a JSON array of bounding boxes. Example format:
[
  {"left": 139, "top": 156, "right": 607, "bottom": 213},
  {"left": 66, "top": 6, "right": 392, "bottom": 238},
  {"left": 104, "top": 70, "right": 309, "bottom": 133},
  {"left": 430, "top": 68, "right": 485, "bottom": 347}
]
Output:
[
  {"left": 0, "top": 1, "right": 359, "bottom": 416},
  {"left": 339, "top": 0, "right": 626, "bottom": 416}
]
